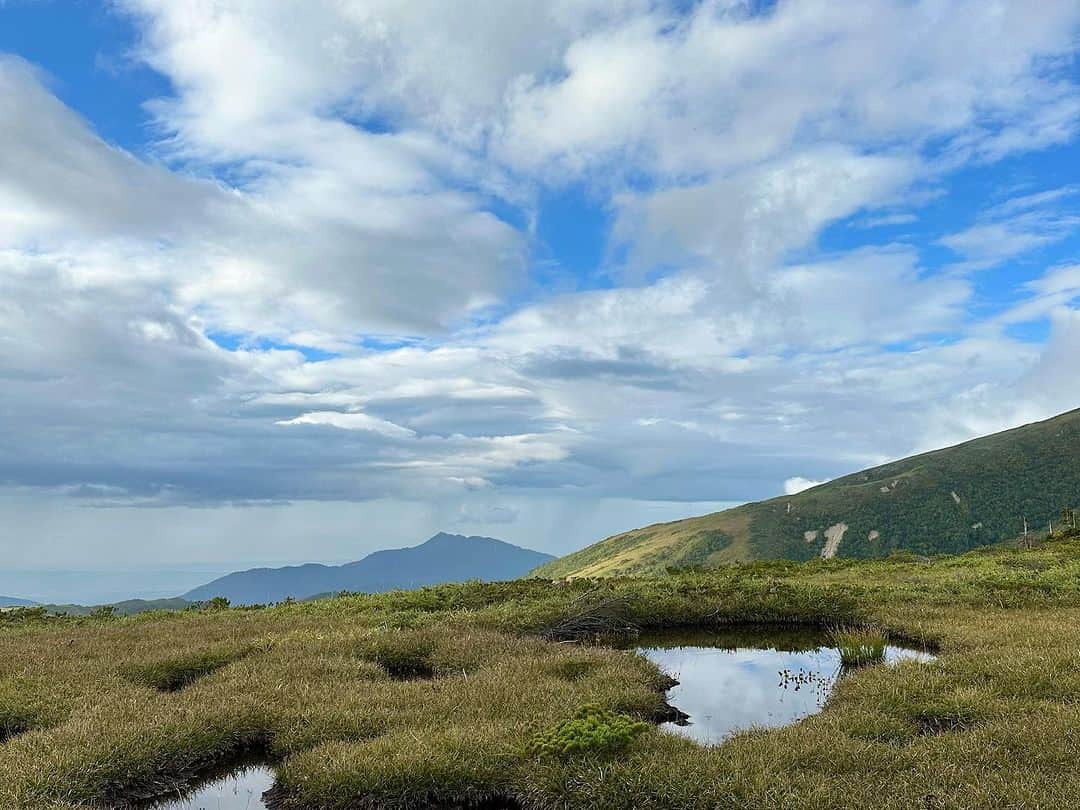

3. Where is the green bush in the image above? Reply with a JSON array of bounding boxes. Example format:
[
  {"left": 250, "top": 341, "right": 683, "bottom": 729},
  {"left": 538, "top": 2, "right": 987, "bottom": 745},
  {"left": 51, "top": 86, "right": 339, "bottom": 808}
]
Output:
[{"left": 525, "top": 705, "right": 649, "bottom": 759}]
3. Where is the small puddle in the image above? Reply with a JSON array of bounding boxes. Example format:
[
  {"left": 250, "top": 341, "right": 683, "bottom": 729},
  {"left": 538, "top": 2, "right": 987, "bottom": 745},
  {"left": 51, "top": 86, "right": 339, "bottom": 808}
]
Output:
[
  {"left": 637, "top": 627, "right": 933, "bottom": 745},
  {"left": 138, "top": 762, "right": 275, "bottom": 809},
  {"left": 133, "top": 762, "right": 520, "bottom": 810}
]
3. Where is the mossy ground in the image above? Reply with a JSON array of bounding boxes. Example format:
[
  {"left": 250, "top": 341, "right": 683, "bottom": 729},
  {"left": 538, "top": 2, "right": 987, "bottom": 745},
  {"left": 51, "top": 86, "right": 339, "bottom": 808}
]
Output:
[{"left": 4, "top": 539, "right": 1080, "bottom": 808}]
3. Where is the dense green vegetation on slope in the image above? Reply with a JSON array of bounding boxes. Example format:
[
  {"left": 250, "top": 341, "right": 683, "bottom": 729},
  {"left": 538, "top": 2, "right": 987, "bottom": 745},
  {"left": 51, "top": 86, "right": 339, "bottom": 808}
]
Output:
[
  {"left": 3, "top": 535, "right": 1080, "bottom": 807},
  {"left": 37, "top": 598, "right": 192, "bottom": 617},
  {"left": 537, "top": 407, "right": 1080, "bottom": 577}
]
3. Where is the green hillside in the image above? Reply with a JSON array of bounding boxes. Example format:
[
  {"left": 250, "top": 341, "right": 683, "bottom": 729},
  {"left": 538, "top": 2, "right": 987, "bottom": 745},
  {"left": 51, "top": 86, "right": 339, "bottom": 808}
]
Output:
[{"left": 536, "top": 407, "right": 1080, "bottom": 577}]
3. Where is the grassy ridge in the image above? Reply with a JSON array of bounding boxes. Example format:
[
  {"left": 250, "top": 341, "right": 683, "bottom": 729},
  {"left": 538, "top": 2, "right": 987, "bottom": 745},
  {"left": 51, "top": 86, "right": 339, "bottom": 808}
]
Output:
[
  {"left": 3, "top": 537, "right": 1080, "bottom": 807},
  {"left": 536, "top": 407, "right": 1080, "bottom": 577}
]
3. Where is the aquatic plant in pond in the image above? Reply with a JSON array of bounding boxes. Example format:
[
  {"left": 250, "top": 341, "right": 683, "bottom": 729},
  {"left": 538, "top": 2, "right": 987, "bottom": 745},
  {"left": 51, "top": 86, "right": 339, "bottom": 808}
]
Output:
[{"left": 831, "top": 628, "right": 887, "bottom": 667}]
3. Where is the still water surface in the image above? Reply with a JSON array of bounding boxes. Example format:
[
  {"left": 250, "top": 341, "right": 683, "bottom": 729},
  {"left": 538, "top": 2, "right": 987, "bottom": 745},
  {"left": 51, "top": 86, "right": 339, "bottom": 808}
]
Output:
[
  {"left": 638, "top": 627, "right": 933, "bottom": 744},
  {"left": 143, "top": 763, "right": 275, "bottom": 809}
]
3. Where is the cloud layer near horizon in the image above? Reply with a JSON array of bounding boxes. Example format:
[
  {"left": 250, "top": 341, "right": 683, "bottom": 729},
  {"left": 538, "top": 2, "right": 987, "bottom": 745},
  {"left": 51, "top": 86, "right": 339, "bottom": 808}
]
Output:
[{"left": 2, "top": 1, "right": 1080, "bottom": 564}]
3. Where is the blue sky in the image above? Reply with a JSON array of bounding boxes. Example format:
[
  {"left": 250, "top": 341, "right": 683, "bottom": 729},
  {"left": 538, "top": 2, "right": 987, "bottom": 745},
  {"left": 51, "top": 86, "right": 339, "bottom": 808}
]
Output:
[{"left": 1, "top": 1, "right": 1079, "bottom": 597}]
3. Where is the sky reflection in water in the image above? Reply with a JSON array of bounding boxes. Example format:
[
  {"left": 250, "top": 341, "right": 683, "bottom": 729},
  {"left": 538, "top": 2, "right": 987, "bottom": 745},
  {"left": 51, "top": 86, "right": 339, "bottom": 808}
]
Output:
[
  {"left": 147, "top": 764, "right": 275, "bottom": 810},
  {"left": 638, "top": 630, "right": 933, "bottom": 745}
]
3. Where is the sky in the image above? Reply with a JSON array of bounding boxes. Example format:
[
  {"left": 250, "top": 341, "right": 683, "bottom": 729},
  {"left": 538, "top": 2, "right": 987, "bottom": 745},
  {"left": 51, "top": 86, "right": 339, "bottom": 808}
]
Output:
[{"left": 1, "top": 1, "right": 1080, "bottom": 602}]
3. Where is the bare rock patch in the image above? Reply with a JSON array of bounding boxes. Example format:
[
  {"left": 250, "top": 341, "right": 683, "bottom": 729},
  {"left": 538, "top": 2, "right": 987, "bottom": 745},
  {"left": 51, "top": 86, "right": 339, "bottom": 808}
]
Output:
[{"left": 821, "top": 523, "right": 848, "bottom": 559}]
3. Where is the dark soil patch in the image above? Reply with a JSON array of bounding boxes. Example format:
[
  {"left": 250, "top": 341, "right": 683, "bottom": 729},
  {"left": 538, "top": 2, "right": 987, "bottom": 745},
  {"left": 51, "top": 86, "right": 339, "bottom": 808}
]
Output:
[
  {"left": 913, "top": 710, "right": 979, "bottom": 735},
  {"left": 379, "top": 660, "right": 437, "bottom": 680},
  {"left": 0, "top": 719, "right": 29, "bottom": 744}
]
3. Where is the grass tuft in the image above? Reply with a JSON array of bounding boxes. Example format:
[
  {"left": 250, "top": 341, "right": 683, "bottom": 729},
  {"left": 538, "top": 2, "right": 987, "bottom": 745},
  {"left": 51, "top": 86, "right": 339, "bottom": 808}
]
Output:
[
  {"left": 909, "top": 694, "right": 984, "bottom": 734},
  {"left": 831, "top": 627, "right": 887, "bottom": 667},
  {"left": 544, "top": 658, "right": 600, "bottom": 682},
  {"left": 354, "top": 630, "right": 437, "bottom": 679},
  {"left": 120, "top": 646, "right": 255, "bottom": 692}
]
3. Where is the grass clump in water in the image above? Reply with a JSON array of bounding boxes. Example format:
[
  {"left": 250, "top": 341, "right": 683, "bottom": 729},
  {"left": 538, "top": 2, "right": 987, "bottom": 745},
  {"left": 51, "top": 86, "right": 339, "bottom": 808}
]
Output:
[
  {"left": 831, "top": 628, "right": 887, "bottom": 667},
  {"left": 525, "top": 704, "right": 649, "bottom": 759}
]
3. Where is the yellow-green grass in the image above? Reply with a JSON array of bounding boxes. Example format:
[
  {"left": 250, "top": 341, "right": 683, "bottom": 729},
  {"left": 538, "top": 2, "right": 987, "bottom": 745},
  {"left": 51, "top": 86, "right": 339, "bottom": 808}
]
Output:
[
  {"left": 538, "top": 508, "right": 755, "bottom": 578},
  {"left": 4, "top": 540, "right": 1080, "bottom": 807}
]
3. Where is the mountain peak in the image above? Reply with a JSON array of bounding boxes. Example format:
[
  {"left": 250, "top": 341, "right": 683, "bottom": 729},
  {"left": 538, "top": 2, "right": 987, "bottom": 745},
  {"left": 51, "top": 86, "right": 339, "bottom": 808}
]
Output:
[
  {"left": 425, "top": 531, "right": 466, "bottom": 543},
  {"left": 423, "top": 532, "right": 501, "bottom": 546},
  {"left": 0, "top": 595, "right": 36, "bottom": 607},
  {"left": 183, "top": 532, "right": 555, "bottom": 605}
]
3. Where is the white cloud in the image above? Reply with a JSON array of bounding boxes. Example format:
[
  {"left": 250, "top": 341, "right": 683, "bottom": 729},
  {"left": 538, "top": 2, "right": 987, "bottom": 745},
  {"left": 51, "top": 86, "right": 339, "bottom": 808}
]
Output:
[
  {"left": 0, "top": 54, "right": 527, "bottom": 343},
  {"left": 784, "top": 477, "right": 826, "bottom": 495},
  {"left": 1, "top": 1, "right": 1079, "bottom": 569},
  {"left": 858, "top": 213, "right": 918, "bottom": 228},
  {"left": 940, "top": 186, "right": 1080, "bottom": 269},
  {"left": 612, "top": 147, "right": 920, "bottom": 280},
  {"left": 276, "top": 411, "right": 417, "bottom": 438}
]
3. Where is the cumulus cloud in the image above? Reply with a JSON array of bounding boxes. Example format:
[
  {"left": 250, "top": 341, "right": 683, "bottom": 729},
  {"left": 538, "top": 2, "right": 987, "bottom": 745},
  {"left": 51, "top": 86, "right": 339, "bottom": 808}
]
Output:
[{"left": 1, "top": 0, "right": 1079, "bottom": 571}]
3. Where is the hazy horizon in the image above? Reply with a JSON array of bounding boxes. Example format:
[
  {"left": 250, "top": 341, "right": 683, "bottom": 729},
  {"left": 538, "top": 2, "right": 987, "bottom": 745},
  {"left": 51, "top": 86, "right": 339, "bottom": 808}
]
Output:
[{"left": 0, "top": 496, "right": 739, "bottom": 602}]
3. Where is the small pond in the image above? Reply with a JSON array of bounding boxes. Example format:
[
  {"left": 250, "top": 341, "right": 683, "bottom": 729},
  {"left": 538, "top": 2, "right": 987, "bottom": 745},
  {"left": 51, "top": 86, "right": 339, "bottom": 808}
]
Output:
[
  {"left": 140, "top": 762, "right": 275, "bottom": 809},
  {"left": 637, "top": 627, "right": 934, "bottom": 745}
]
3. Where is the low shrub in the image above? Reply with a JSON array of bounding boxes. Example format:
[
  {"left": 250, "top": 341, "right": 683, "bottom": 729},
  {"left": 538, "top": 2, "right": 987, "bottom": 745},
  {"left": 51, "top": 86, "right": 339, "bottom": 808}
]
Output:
[
  {"left": 524, "top": 705, "right": 649, "bottom": 759},
  {"left": 541, "top": 591, "right": 639, "bottom": 642}
]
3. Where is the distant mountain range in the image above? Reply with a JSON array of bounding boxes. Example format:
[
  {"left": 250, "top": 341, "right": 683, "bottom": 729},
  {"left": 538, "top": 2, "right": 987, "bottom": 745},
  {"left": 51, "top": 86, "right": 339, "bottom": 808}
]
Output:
[
  {"left": 536, "top": 407, "right": 1080, "bottom": 578},
  {"left": 0, "top": 595, "right": 36, "bottom": 607},
  {"left": 184, "top": 532, "right": 555, "bottom": 605}
]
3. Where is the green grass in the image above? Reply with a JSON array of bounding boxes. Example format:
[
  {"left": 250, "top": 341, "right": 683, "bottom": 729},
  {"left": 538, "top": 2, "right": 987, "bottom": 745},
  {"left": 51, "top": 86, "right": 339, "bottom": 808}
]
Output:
[
  {"left": 524, "top": 705, "right": 649, "bottom": 758},
  {"left": 120, "top": 644, "right": 259, "bottom": 692},
  {"left": 5, "top": 539, "right": 1080, "bottom": 807},
  {"left": 831, "top": 628, "right": 887, "bottom": 667}
]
